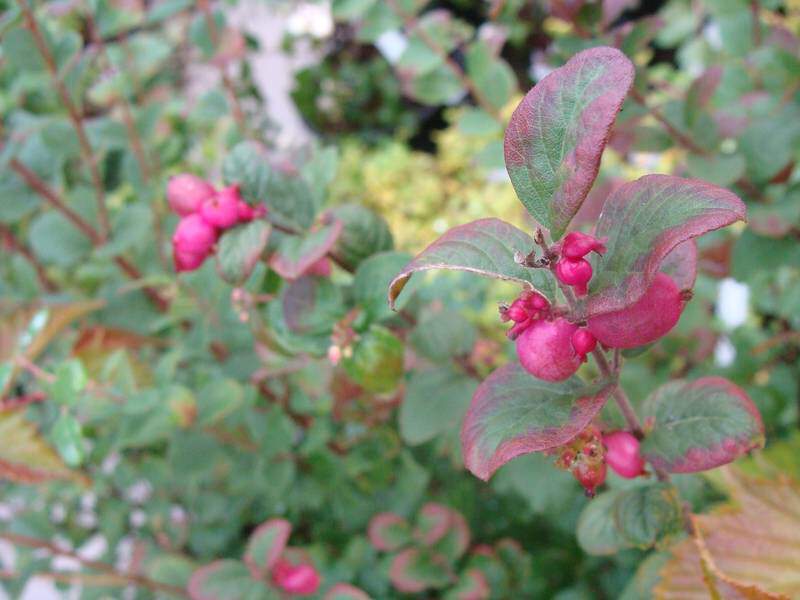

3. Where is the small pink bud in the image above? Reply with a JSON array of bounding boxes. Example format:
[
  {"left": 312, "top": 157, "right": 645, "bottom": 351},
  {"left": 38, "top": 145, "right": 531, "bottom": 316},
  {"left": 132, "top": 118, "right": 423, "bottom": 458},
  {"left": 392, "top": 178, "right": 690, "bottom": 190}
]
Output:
[
  {"left": 304, "top": 257, "right": 331, "bottom": 278},
  {"left": 572, "top": 461, "right": 606, "bottom": 498},
  {"left": 172, "top": 214, "right": 218, "bottom": 255},
  {"left": 167, "top": 174, "right": 215, "bottom": 216},
  {"left": 200, "top": 185, "right": 241, "bottom": 229},
  {"left": 272, "top": 559, "right": 321, "bottom": 596},
  {"left": 562, "top": 231, "right": 607, "bottom": 259},
  {"left": 328, "top": 345, "right": 342, "bottom": 366},
  {"left": 525, "top": 292, "right": 550, "bottom": 311},
  {"left": 555, "top": 258, "right": 593, "bottom": 296},
  {"left": 603, "top": 431, "right": 646, "bottom": 479},
  {"left": 571, "top": 329, "right": 597, "bottom": 361}
]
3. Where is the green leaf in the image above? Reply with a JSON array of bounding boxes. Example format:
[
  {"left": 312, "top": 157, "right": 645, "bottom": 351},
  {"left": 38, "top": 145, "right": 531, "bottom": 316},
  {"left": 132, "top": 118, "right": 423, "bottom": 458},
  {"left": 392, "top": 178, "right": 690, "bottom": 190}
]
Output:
[
  {"left": 341, "top": 324, "right": 404, "bottom": 394},
  {"left": 328, "top": 203, "right": 394, "bottom": 271},
  {"left": 355, "top": 251, "right": 414, "bottom": 321},
  {"left": 585, "top": 174, "right": 745, "bottom": 318},
  {"left": 216, "top": 221, "right": 271, "bottom": 285},
  {"left": 96, "top": 205, "right": 153, "bottom": 258},
  {"left": 332, "top": 0, "right": 377, "bottom": 20},
  {"left": 29, "top": 211, "right": 93, "bottom": 268},
  {"left": 324, "top": 583, "right": 371, "bottom": 600},
  {"left": 685, "top": 153, "right": 745, "bottom": 187},
  {"left": 576, "top": 489, "right": 628, "bottom": 556},
  {"left": 51, "top": 359, "right": 88, "bottom": 406},
  {"left": 399, "top": 367, "right": 477, "bottom": 445},
  {"left": 188, "top": 560, "right": 274, "bottom": 600},
  {"left": 243, "top": 519, "right": 291, "bottom": 578},
  {"left": 389, "top": 548, "right": 452, "bottom": 593},
  {"left": 196, "top": 379, "right": 245, "bottom": 426},
  {"left": 640, "top": 377, "right": 765, "bottom": 474},
  {"left": 612, "top": 482, "right": 683, "bottom": 548},
  {"left": 269, "top": 221, "right": 342, "bottom": 280},
  {"left": 465, "top": 41, "right": 516, "bottom": 111},
  {"left": 462, "top": 361, "right": 612, "bottom": 480},
  {"left": 388, "top": 218, "right": 557, "bottom": 310},
  {"left": 409, "top": 311, "right": 476, "bottom": 361},
  {"left": 51, "top": 412, "right": 84, "bottom": 467},
  {"left": 739, "top": 112, "right": 800, "bottom": 183},
  {"left": 504, "top": 46, "right": 634, "bottom": 238},
  {"left": 406, "top": 64, "right": 464, "bottom": 105},
  {"left": 367, "top": 513, "right": 412, "bottom": 551}
]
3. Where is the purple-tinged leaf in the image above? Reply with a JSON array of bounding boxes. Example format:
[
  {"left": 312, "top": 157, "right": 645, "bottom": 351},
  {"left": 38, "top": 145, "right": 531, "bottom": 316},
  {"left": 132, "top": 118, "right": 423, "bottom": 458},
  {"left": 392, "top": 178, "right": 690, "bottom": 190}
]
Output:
[
  {"left": 389, "top": 548, "right": 452, "bottom": 594},
  {"left": 462, "top": 361, "right": 612, "bottom": 481},
  {"left": 188, "top": 560, "right": 267, "bottom": 600},
  {"left": 216, "top": 221, "right": 271, "bottom": 285},
  {"left": 388, "top": 218, "right": 556, "bottom": 310},
  {"left": 243, "top": 518, "right": 291, "bottom": 578},
  {"left": 324, "top": 583, "right": 372, "bottom": 600},
  {"left": 659, "top": 240, "right": 697, "bottom": 291},
  {"left": 367, "top": 513, "right": 411, "bottom": 552},
  {"left": 504, "top": 46, "right": 634, "bottom": 238},
  {"left": 685, "top": 65, "right": 723, "bottom": 127},
  {"left": 269, "top": 220, "right": 343, "bottom": 280},
  {"left": 585, "top": 175, "right": 746, "bottom": 318},
  {"left": 445, "top": 568, "right": 491, "bottom": 600},
  {"left": 415, "top": 504, "right": 470, "bottom": 560},
  {"left": 640, "top": 377, "right": 764, "bottom": 474}
]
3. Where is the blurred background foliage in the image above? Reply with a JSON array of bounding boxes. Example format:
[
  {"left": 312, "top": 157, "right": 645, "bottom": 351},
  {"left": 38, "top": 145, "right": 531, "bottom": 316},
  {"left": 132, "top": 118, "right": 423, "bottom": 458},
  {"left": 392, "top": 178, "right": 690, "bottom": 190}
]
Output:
[{"left": 0, "top": 0, "right": 799, "bottom": 598}]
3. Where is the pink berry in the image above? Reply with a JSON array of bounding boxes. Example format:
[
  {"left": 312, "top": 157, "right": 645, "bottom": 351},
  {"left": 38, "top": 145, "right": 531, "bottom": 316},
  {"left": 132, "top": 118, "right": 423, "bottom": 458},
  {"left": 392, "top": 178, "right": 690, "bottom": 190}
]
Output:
[
  {"left": 271, "top": 559, "right": 321, "bottom": 596},
  {"left": 555, "top": 258, "right": 593, "bottom": 295},
  {"left": 561, "top": 231, "right": 607, "bottom": 259},
  {"left": 587, "top": 272, "right": 684, "bottom": 349},
  {"left": 516, "top": 318, "right": 580, "bottom": 382},
  {"left": 526, "top": 292, "right": 550, "bottom": 311},
  {"left": 200, "top": 185, "right": 241, "bottom": 229},
  {"left": 173, "top": 248, "right": 206, "bottom": 272},
  {"left": 167, "top": 174, "right": 215, "bottom": 216},
  {"left": 172, "top": 214, "right": 218, "bottom": 255},
  {"left": 603, "top": 431, "right": 646, "bottom": 479},
  {"left": 236, "top": 200, "right": 255, "bottom": 222},
  {"left": 572, "top": 461, "right": 606, "bottom": 498},
  {"left": 506, "top": 299, "right": 529, "bottom": 323},
  {"left": 571, "top": 329, "right": 597, "bottom": 361}
]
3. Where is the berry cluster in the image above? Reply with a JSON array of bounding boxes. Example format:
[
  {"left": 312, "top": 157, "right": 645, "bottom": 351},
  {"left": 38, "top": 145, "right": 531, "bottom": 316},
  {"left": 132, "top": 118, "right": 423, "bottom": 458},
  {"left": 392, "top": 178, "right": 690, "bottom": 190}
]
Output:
[
  {"left": 167, "top": 173, "right": 264, "bottom": 272},
  {"left": 555, "top": 427, "right": 646, "bottom": 496},
  {"left": 501, "top": 290, "right": 597, "bottom": 382},
  {"left": 554, "top": 232, "right": 607, "bottom": 296},
  {"left": 271, "top": 557, "right": 321, "bottom": 596}
]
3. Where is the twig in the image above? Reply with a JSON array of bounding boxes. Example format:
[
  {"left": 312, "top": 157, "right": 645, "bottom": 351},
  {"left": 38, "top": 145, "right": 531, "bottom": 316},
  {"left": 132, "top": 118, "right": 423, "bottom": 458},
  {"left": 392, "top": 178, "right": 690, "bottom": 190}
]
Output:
[
  {"left": 630, "top": 89, "right": 708, "bottom": 155},
  {"left": 750, "top": 1, "right": 761, "bottom": 47},
  {"left": 0, "top": 223, "right": 57, "bottom": 292},
  {"left": 384, "top": 0, "right": 501, "bottom": 118},
  {"left": 16, "top": 355, "right": 126, "bottom": 405},
  {"left": 0, "top": 532, "right": 187, "bottom": 597},
  {"left": 0, "top": 391, "right": 46, "bottom": 412},
  {"left": 17, "top": 0, "right": 110, "bottom": 240}
]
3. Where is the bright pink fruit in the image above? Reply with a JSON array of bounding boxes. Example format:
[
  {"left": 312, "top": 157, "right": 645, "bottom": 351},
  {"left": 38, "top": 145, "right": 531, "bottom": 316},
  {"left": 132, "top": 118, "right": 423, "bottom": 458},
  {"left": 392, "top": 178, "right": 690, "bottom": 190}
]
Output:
[
  {"left": 200, "top": 185, "right": 241, "bottom": 229},
  {"left": 561, "top": 231, "right": 607, "bottom": 259},
  {"left": 555, "top": 258, "right": 593, "bottom": 296},
  {"left": 572, "top": 461, "right": 606, "bottom": 498},
  {"left": 271, "top": 558, "right": 321, "bottom": 596},
  {"left": 603, "top": 431, "right": 646, "bottom": 478},
  {"left": 173, "top": 248, "right": 206, "bottom": 272},
  {"left": 515, "top": 318, "right": 580, "bottom": 382},
  {"left": 571, "top": 329, "right": 597, "bottom": 361},
  {"left": 167, "top": 174, "right": 215, "bottom": 216},
  {"left": 237, "top": 200, "right": 255, "bottom": 222},
  {"left": 587, "top": 272, "right": 684, "bottom": 349},
  {"left": 173, "top": 214, "right": 218, "bottom": 255}
]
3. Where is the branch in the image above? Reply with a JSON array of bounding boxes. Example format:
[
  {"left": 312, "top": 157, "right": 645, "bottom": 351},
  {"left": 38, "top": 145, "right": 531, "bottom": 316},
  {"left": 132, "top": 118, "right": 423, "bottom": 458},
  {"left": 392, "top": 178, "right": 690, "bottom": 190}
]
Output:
[
  {"left": 630, "top": 88, "right": 709, "bottom": 156},
  {"left": 0, "top": 223, "right": 57, "bottom": 292},
  {"left": 17, "top": 0, "right": 111, "bottom": 239}
]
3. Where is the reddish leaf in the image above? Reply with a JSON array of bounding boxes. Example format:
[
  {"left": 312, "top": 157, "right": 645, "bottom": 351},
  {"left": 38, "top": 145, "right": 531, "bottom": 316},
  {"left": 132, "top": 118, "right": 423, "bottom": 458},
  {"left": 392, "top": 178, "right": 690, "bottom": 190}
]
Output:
[
  {"left": 659, "top": 240, "right": 697, "bottom": 291},
  {"left": 640, "top": 377, "right": 764, "bottom": 474},
  {"left": 504, "top": 46, "right": 634, "bottom": 238},
  {"left": 324, "top": 583, "right": 371, "bottom": 600},
  {"left": 367, "top": 513, "right": 411, "bottom": 552},
  {"left": 243, "top": 518, "right": 291, "bottom": 578},
  {"left": 586, "top": 175, "right": 746, "bottom": 318},
  {"left": 415, "top": 503, "right": 470, "bottom": 560},
  {"left": 269, "top": 220, "right": 343, "bottom": 280},
  {"left": 388, "top": 218, "right": 556, "bottom": 310},
  {"left": 462, "top": 361, "right": 612, "bottom": 481},
  {"left": 388, "top": 548, "right": 451, "bottom": 594},
  {"left": 447, "top": 568, "right": 491, "bottom": 600},
  {"left": 188, "top": 560, "right": 265, "bottom": 600}
]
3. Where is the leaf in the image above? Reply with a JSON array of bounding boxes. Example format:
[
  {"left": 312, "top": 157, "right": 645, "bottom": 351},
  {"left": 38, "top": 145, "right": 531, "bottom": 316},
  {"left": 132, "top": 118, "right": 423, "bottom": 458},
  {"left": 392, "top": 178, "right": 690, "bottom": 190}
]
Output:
[
  {"left": 409, "top": 310, "right": 477, "bottom": 361},
  {"left": 29, "top": 211, "right": 93, "bottom": 268},
  {"left": 465, "top": 41, "right": 516, "bottom": 111},
  {"left": 640, "top": 377, "right": 764, "bottom": 474},
  {"left": 388, "top": 218, "right": 556, "bottom": 310},
  {"left": 216, "top": 221, "right": 271, "bottom": 285},
  {"left": 188, "top": 560, "right": 273, "bottom": 600},
  {"left": 400, "top": 367, "right": 477, "bottom": 446},
  {"left": 659, "top": 240, "right": 697, "bottom": 291},
  {"left": 196, "top": 379, "right": 245, "bottom": 426},
  {"left": 51, "top": 412, "right": 85, "bottom": 467},
  {"left": 655, "top": 469, "right": 800, "bottom": 599},
  {"left": 389, "top": 548, "right": 452, "bottom": 593},
  {"left": 504, "top": 46, "right": 634, "bottom": 238},
  {"left": 324, "top": 583, "right": 372, "bottom": 600},
  {"left": 367, "top": 513, "right": 412, "bottom": 551},
  {"left": 0, "top": 411, "right": 87, "bottom": 485},
  {"left": 327, "top": 203, "right": 394, "bottom": 271},
  {"left": 415, "top": 503, "right": 470, "bottom": 561},
  {"left": 585, "top": 175, "right": 746, "bottom": 318},
  {"left": 243, "top": 518, "right": 291, "bottom": 578},
  {"left": 354, "top": 251, "right": 414, "bottom": 321},
  {"left": 612, "top": 483, "right": 683, "bottom": 549},
  {"left": 341, "top": 324, "right": 404, "bottom": 394},
  {"left": 461, "top": 361, "right": 612, "bottom": 481},
  {"left": 685, "top": 153, "right": 745, "bottom": 187},
  {"left": 444, "top": 568, "right": 491, "bottom": 600},
  {"left": 269, "top": 221, "right": 343, "bottom": 280},
  {"left": 576, "top": 489, "right": 629, "bottom": 556}
]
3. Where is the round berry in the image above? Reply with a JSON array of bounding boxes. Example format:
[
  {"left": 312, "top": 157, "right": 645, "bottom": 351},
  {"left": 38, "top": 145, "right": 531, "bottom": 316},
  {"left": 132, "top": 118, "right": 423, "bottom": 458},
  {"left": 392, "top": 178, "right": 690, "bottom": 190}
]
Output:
[
  {"left": 555, "top": 258, "right": 593, "bottom": 295},
  {"left": 236, "top": 200, "right": 255, "bottom": 222},
  {"left": 173, "top": 248, "right": 206, "bottom": 272},
  {"left": 515, "top": 318, "right": 580, "bottom": 382},
  {"left": 571, "top": 329, "right": 597, "bottom": 361},
  {"left": 167, "top": 174, "right": 215, "bottom": 216},
  {"left": 587, "top": 272, "right": 684, "bottom": 349},
  {"left": 271, "top": 559, "right": 321, "bottom": 596},
  {"left": 200, "top": 185, "right": 241, "bottom": 229},
  {"left": 172, "top": 214, "right": 218, "bottom": 255},
  {"left": 603, "top": 431, "right": 646, "bottom": 479},
  {"left": 572, "top": 461, "right": 607, "bottom": 497},
  {"left": 561, "top": 231, "right": 607, "bottom": 259}
]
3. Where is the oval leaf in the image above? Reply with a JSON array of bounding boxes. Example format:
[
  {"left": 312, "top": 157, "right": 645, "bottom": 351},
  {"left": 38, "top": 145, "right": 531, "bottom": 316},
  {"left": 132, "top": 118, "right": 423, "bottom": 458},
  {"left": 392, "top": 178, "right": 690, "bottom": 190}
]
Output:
[
  {"left": 586, "top": 175, "right": 746, "bottom": 317},
  {"left": 504, "top": 46, "right": 634, "bottom": 238},
  {"left": 612, "top": 482, "right": 683, "bottom": 549},
  {"left": 188, "top": 560, "right": 268, "bottom": 600},
  {"left": 576, "top": 489, "right": 629, "bottom": 556},
  {"left": 243, "top": 518, "right": 291, "bottom": 578},
  {"left": 461, "top": 361, "right": 612, "bottom": 481},
  {"left": 216, "top": 221, "right": 271, "bottom": 285},
  {"left": 640, "top": 377, "right": 764, "bottom": 474},
  {"left": 659, "top": 239, "right": 697, "bottom": 291},
  {"left": 367, "top": 513, "right": 411, "bottom": 552},
  {"left": 324, "top": 583, "right": 372, "bottom": 600},
  {"left": 415, "top": 503, "right": 470, "bottom": 560},
  {"left": 388, "top": 218, "right": 556, "bottom": 310},
  {"left": 269, "top": 220, "right": 343, "bottom": 280},
  {"left": 389, "top": 548, "right": 452, "bottom": 594}
]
